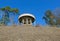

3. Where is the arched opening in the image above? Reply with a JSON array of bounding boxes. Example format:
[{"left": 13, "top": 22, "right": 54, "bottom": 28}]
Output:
[
  {"left": 28, "top": 19, "right": 30, "bottom": 24},
  {"left": 24, "top": 19, "right": 26, "bottom": 24}
]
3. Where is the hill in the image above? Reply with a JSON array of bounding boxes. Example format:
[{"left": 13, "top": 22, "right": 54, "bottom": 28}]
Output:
[{"left": 0, "top": 25, "right": 60, "bottom": 41}]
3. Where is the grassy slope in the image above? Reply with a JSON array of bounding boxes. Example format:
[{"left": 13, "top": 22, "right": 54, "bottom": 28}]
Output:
[{"left": 0, "top": 25, "right": 60, "bottom": 41}]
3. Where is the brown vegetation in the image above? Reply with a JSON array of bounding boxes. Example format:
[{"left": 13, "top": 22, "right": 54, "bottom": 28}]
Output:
[{"left": 0, "top": 25, "right": 60, "bottom": 41}]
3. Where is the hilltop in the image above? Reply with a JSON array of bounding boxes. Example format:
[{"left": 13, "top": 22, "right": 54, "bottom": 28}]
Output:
[{"left": 0, "top": 25, "right": 60, "bottom": 41}]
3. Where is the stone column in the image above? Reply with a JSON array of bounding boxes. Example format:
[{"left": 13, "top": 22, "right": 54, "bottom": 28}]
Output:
[
  {"left": 22, "top": 19, "right": 24, "bottom": 24},
  {"left": 26, "top": 18, "right": 28, "bottom": 24},
  {"left": 30, "top": 19, "right": 32, "bottom": 25}
]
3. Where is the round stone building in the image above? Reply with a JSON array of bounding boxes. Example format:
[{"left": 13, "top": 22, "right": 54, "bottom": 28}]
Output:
[{"left": 18, "top": 13, "right": 35, "bottom": 25}]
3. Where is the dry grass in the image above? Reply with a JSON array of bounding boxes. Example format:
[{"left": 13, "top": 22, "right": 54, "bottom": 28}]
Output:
[{"left": 0, "top": 25, "right": 60, "bottom": 41}]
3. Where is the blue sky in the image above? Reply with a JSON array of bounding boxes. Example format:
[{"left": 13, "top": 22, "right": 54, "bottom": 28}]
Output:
[{"left": 0, "top": 0, "right": 60, "bottom": 25}]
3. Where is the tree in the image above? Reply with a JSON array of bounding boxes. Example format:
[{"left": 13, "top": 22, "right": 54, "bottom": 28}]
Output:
[
  {"left": 0, "top": 6, "right": 19, "bottom": 26},
  {"left": 10, "top": 8, "right": 19, "bottom": 25},
  {"left": 53, "top": 8, "right": 60, "bottom": 26},
  {"left": 0, "top": 6, "right": 11, "bottom": 25},
  {"left": 43, "top": 10, "right": 56, "bottom": 26}
]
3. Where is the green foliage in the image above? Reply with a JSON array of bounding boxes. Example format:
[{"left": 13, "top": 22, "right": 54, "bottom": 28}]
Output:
[
  {"left": 12, "top": 8, "right": 19, "bottom": 13},
  {"left": 0, "top": 6, "right": 10, "bottom": 25},
  {"left": 0, "top": 8, "right": 5, "bottom": 11},
  {"left": 0, "top": 6, "right": 19, "bottom": 26},
  {"left": 53, "top": 8, "right": 60, "bottom": 27},
  {"left": 5, "top": 6, "right": 11, "bottom": 11},
  {"left": 43, "top": 10, "right": 56, "bottom": 26},
  {"left": 11, "top": 8, "right": 19, "bottom": 25}
]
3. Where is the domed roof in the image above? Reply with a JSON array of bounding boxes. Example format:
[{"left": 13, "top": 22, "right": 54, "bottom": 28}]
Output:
[{"left": 18, "top": 13, "right": 35, "bottom": 19}]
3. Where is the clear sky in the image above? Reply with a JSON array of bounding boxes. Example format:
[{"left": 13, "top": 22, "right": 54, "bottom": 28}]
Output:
[{"left": 0, "top": 0, "right": 60, "bottom": 25}]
